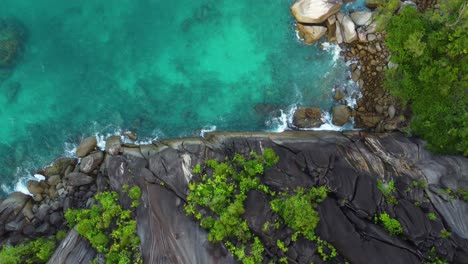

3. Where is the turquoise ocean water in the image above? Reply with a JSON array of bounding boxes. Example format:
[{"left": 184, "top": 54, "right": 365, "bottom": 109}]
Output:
[{"left": 0, "top": 0, "right": 353, "bottom": 196}]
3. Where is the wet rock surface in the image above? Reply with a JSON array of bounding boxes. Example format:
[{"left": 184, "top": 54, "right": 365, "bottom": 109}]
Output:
[{"left": 292, "top": 107, "right": 324, "bottom": 128}]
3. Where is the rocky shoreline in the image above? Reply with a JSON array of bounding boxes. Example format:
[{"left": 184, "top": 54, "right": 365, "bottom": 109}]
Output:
[
  {"left": 1, "top": 131, "right": 467, "bottom": 263},
  {"left": 291, "top": 0, "right": 411, "bottom": 132}
]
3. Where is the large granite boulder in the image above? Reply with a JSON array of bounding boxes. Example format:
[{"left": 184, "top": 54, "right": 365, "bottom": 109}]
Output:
[
  {"left": 79, "top": 151, "right": 104, "bottom": 174},
  {"left": 46, "top": 228, "right": 96, "bottom": 264},
  {"left": 356, "top": 112, "right": 384, "bottom": 128},
  {"left": 0, "top": 192, "right": 30, "bottom": 224},
  {"left": 332, "top": 104, "right": 351, "bottom": 126},
  {"left": 105, "top": 135, "right": 121, "bottom": 156},
  {"left": 350, "top": 11, "right": 373, "bottom": 26},
  {"left": 76, "top": 136, "right": 97, "bottom": 157},
  {"left": 297, "top": 24, "right": 328, "bottom": 44},
  {"left": 41, "top": 158, "right": 77, "bottom": 177},
  {"left": 292, "top": 107, "right": 323, "bottom": 128},
  {"left": 65, "top": 172, "right": 94, "bottom": 186},
  {"left": 336, "top": 13, "right": 358, "bottom": 43},
  {"left": 291, "top": 0, "right": 343, "bottom": 24}
]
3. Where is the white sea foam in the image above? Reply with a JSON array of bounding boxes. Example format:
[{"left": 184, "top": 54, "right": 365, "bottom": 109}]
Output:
[
  {"left": 34, "top": 174, "right": 45, "bottom": 181},
  {"left": 200, "top": 125, "right": 217, "bottom": 137},
  {"left": 1, "top": 167, "right": 34, "bottom": 196},
  {"left": 321, "top": 42, "right": 342, "bottom": 65},
  {"left": 266, "top": 104, "right": 361, "bottom": 133}
]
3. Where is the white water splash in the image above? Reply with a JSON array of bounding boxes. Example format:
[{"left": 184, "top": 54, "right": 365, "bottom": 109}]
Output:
[
  {"left": 267, "top": 105, "right": 347, "bottom": 132},
  {"left": 1, "top": 167, "right": 34, "bottom": 195},
  {"left": 321, "top": 42, "right": 342, "bottom": 66},
  {"left": 200, "top": 125, "right": 217, "bottom": 137}
]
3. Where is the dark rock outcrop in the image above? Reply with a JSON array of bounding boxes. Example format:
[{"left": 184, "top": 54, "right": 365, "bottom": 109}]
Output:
[{"left": 1, "top": 131, "right": 467, "bottom": 264}]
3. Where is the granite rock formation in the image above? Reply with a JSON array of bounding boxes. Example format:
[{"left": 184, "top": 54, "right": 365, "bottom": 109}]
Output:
[{"left": 1, "top": 132, "right": 467, "bottom": 263}]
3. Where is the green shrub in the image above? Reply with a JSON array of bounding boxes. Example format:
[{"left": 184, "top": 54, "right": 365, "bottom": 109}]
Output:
[
  {"left": 56, "top": 230, "right": 68, "bottom": 241},
  {"left": 0, "top": 237, "right": 56, "bottom": 264},
  {"left": 65, "top": 190, "right": 142, "bottom": 263},
  {"left": 276, "top": 240, "right": 288, "bottom": 253},
  {"left": 377, "top": 179, "right": 398, "bottom": 204},
  {"left": 424, "top": 246, "right": 448, "bottom": 264},
  {"left": 270, "top": 187, "right": 328, "bottom": 241},
  {"left": 185, "top": 149, "right": 337, "bottom": 262},
  {"left": 185, "top": 148, "right": 278, "bottom": 263},
  {"left": 316, "top": 237, "right": 337, "bottom": 261},
  {"left": 379, "top": 213, "right": 403, "bottom": 235},
  {"left": 128, "top": 186, "right": 142, "bottom": 208},
  {"left": 455, "top": 189, "right": 468, "bottom": 201},
  {"left": 412, "top": 179, "right": 427, "bottom": 189},
  {"left": 427, "top": 213, "right": 438, "bottom": 221},
  {"left": 441, "top": 229, "right": 451, "bottom": 239},
  {"left": 384, "top": 3, "right": 468, "bottom": 155}
]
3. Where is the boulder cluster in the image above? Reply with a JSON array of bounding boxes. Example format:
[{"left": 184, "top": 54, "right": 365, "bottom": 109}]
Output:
[
  {"left": 290, "top": 0, "right": 410, "bottom": 131},
  {"left": 0, "top": 135, "right": 111, "bottom": 247},
  {"left": 292, "top": 0, "right": 377, "bottom": 46}
]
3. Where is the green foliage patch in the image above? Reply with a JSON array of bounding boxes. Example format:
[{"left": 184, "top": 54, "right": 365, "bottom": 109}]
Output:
[
  {"left": 378, "top": 213, "right": 403, "bottom": 235},
  {"left": 65, "top": 188, "right": 142, "bottom": 264},
  {"left": 185, "top": 148, "right": 279, "bottom": 263},
  {"left": 441, "top": 229, "right": 452, "bottom": 239},
  {"left": 427, "top": 213, "right": 438, "bottom": 221},
  {"left": 270, "top": 187, "right": 328, "bottom": 241},
  {"left": 0, "top": 237, "right": 56, "bottom": 264},
  {"left": 384, "top": 2, "right": 468, "bottom": 155},
  {"left": 185, "top": 149, "right": 337, "bottom": 263},
  {"left": 377, "top": 179, "right": 398, "bottom": 204}
]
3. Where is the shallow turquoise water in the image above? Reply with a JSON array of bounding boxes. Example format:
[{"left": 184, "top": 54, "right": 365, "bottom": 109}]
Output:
[{"left": 0, "top": 0, "right": 350, "bottom": 195}]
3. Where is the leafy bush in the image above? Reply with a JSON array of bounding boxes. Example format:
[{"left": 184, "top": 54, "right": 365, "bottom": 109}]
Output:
[
  {"left": 270, "top": 187, "right": 328, "bottom": 241},
  {"left": 377, "top": 179, "right": 398, "bottom": 204},
  {"left": 384, "top": 3, "right": 468, "bottom": 155},
  {"left": 0, "top": 237, "right": 56, "bottom": 264},
  {"left": 441, "top": 229, "right": 452, "bottom": 239},
  {"left": 185, "top": 149, "right": 337, "bottom": 262},
  {"left": 276, "top": 240, "right": 288, "bottom": 253},
  {"left": 412, "top": 179, "right": 427, "bottom": 189},
  {"left": 185, "top": 148, "right": 278, "bottom": 263},
  {"left": 427, "top": 213, "right": 438, "bottom": 221},
  {"left": 379, "top": 213, "right": 403, "bottom": 235},
  {"left": 316, "top": 237, "right": 337, "bottom": 261},
  {"left": 65, "top": 189, "right": 142, "bottom": 263},
  {"left": 424, "top": 246, "right": 448, "bottom": 264}
]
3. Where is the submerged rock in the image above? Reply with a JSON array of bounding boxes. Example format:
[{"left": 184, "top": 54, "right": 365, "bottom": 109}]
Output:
[
  {"left": 0, "top": 19, "right": 26, "bottom": 68},
  {"left": 291, "top": 0, "right": 343, "bottom": 24}
]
